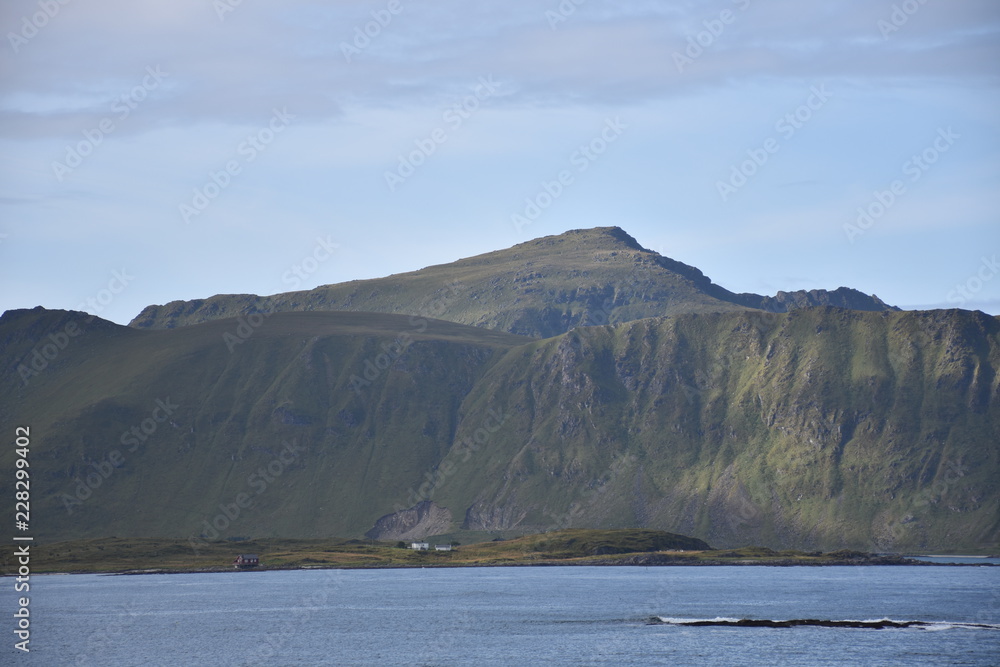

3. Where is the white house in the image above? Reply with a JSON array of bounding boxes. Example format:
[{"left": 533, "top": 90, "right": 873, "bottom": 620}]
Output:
[
  {"left": 410, "top": 542, "right": 429, "bottom": 550},
  {"left": 434, "top": 544, "right": 452, "bottom": 551}
]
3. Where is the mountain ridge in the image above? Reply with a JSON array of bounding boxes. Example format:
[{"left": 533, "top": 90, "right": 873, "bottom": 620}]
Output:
[
  {"left": 3, "top": 304, "right": 996, "bottom": 552},
  {"left": 129, "top": 227, "right": 897, "bottom": 337},
  {"left": 4, "top": 228, "right": 991, "bottom": 554}
]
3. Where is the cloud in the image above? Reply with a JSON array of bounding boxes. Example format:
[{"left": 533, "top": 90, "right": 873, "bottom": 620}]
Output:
[{"left": 2, "top": 0, "right": 997, "bottom": 141}]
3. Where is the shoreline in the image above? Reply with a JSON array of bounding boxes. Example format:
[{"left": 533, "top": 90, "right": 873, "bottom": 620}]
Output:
[
  {"left": 909, "top": 554, "right": 999, "bottom": 558},
  {"left": 9, "top": 531, "right": 996, "bottom": 577},
  {"left": 14, "top": 556, "right": 998, "bottom": 577}
]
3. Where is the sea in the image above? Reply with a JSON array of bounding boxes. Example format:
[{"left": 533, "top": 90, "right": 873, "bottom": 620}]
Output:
[{"left": 7, "top": 564, "right": 1000, "bottom": 666}]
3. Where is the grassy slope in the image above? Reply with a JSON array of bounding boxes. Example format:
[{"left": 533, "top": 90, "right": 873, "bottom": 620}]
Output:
[
  {"left": 0, "top": 308, "right": 529, "bottom": 542},
  {"left": 130, "top": 228, "right": 896, "bottom": 338},
  {"left": 129, "top": 228, "right": 754, "bottom": 336},
  {"left": 434, "top": 308, "right": 1000, "bottom": 552},
  {"left": 129, "top": 227, "right": 895, "bottom": 338},
  {"left": 2, "top": 307, "right": 997, "bottom": 552}
]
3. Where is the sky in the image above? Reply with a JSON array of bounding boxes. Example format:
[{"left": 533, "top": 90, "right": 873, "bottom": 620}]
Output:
[{"left": 1, "top": 0, "right": 999, "bottom": 325}]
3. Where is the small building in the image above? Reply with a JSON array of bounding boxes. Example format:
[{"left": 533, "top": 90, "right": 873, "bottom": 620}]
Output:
[
  {"left": 233, "top": 554, "right": 260, "bottom": 569},
  {"left": 410, "top": 542, "right": 429, "bottom": 551},
  {"left": 434, "top": 544, "right": 453, "bottom": 552}
]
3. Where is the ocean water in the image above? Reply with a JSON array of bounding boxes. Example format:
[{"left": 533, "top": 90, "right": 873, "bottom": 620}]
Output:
[{"left": 8, "top": 565, "right": 999, "bottom": 666}]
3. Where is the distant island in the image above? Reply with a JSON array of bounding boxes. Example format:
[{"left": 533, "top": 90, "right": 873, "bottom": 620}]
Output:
[{"left": 3, "top": 530, "right": 967, "bottom": 576}]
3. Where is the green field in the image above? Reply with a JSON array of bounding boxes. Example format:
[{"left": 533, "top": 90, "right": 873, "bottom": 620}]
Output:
[{"left": 0, "top": 529, "right": 925, "bottom": 575}]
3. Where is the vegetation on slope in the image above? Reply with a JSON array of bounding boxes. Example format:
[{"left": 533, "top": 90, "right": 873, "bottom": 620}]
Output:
[
  {"left": 2, "top": 305, "right": 996, "bottom": 552},
  {"left": 129, "top": 227, "right": 895, "bottom": 336},
  {"left": 0, "top": 308, "right": 530, "bottom": 543},
  {"left": 438, "top": 307, "right": 999, "bottom": 552}
]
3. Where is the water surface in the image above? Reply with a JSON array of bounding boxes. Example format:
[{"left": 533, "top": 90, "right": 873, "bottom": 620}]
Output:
[{"left": 9, "top": 565, "right": 999, "bottom": 666}]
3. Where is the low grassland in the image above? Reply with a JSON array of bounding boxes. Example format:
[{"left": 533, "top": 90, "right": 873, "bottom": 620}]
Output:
[{"left": 2, "top": 529, "right": 925, "bottom": 575}]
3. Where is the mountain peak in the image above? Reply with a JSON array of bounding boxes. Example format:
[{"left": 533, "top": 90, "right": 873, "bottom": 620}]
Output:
[
  {"left": 575, "top": 226, "right": 646, "bottom": 250},
  {"left": 545, "top": 226, "right": 646, "bottom": 250},
  {"left": 129, "top": 227, "right": 897, "bottom": 335}
]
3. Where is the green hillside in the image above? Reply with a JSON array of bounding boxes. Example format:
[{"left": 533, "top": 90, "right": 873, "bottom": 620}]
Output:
[
  {"left": 434, "top": 307, "right": 1000, "bottom": 552},
  {"left": 2, "top": 305, "right": 996, "bottom": 552},
  {"left": 0, "top": 308, "right": 528, "bottom": 544},
  {"left": 129, "top": 227, "right": 895, "bottom": 336}
]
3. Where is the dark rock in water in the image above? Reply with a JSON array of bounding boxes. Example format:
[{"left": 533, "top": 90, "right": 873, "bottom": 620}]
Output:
[
  {"left": 683, "top": 618, "right": 928, "bottom": 629},
  {"left": 647, "top": 616, "right": 1000, "bottom": 630}
]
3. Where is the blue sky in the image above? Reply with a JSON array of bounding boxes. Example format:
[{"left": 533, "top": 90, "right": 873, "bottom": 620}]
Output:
[{"left": 1, "top": 0, "right": 998, "bottom": 324}]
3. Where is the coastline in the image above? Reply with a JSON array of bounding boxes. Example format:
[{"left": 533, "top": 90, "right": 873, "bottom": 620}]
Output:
[
  {"left": 16, "top": 554, "right": 999, "bottom": 577},
  {"left": 7, "top": 531, "right": 997, "bottom": 577}
]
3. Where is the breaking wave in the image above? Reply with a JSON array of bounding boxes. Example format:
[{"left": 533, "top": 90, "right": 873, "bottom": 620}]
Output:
[{"left": 649, "top": 617, "right": 1000, "bottom": 630}]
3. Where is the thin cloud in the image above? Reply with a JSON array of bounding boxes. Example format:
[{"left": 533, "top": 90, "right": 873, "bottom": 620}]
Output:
[{"left": 1, "top": 0, "right": 997, "bottom": 139}]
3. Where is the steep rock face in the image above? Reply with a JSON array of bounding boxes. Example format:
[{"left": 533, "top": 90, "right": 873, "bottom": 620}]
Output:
[
  {"left": 463, "top": 502, "right": 529, "bottom": 531},
  {"left": 759, "top": 287, "right": 898, "bottom": 313},
  {"left": 2, "top": 306, "right": 996, "bottom": 552},
  {"left": 365, "top": 501, "right": 453, "bottom": 541},
  {"left": 430, "top": 308, "right": 1000, "bottom": 552},
  {"left": 129, "top": 227, "right": 895, "bottom": 336}
]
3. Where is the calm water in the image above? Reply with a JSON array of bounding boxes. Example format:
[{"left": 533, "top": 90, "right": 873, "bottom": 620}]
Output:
[{"left": 7, "top": 565, "right": 999, "bottom": 666}]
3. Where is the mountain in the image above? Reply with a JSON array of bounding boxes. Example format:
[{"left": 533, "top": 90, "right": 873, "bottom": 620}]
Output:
[
  {"left": 442, "top": 307, "right": 999, "bottom": 551},
  {"left": 0, "top": 307, "right": 527, "bottom": 544},
  {"left": 129, "top": 227, "right": 897, "bottom": 337},
  {"left": 2, "top": 303, "right": 997, "bottom": 553}
]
